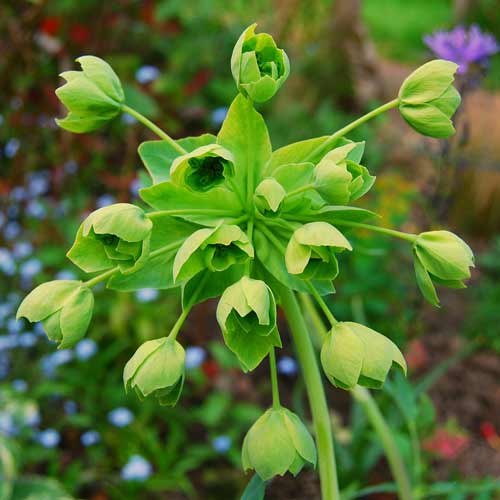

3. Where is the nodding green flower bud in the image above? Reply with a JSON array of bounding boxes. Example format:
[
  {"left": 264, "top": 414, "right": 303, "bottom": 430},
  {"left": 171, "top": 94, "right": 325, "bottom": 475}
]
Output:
[
  {"left": 242, "top": 407, "right": 316, "bottom": 480},
  {"left": 398, "top": 59, "right": 461, "bottom": 138},
  {"left": 413, "top": 230, "right": 474, "bottom": 307},
  {"left": 55, "top": 56, "right": 124, "bottom": 133},
  {"left": 313, "top": 142, "right": 375, "bottom": 204},
  {"left": 67, "top": 203, "right": 152, "bottom": 274},
  {"left": 231, "top": 23, "right": 290, "bottom": 103},
  {"left": 170, "top": 144, "right": 235, "bottom": 192},
  {"left": 321, "top": 322, "right": 406, "bottom": 390},
  {"left": 173, "top": 224, "right": 254, "bottom": 283},
  {"left": 285, "top": 222, "right": 352, "bottom": 281},
  {"left": 123, "top": 338, "right": 185, "bottom": 406},
  {"left": 17, "top": 280, "right": 94, "bottom": 348},
  {"left": 216, "top": 276, "right": 281, "bottom": 371},
  {"left": 254, "top": 178, "right": 286, "bottom": 215}
]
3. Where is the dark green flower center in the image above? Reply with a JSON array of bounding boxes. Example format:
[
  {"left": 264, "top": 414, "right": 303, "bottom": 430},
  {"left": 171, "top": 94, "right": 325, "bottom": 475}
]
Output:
[{"left": 187, "top": 156, "right": 228, "bottom": 192}]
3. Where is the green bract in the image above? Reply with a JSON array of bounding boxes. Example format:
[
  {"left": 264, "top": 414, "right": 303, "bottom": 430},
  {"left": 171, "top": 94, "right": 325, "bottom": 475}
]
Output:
[
  {"left": 170, "top": 144, "right": 235, "bottom": 192},
  {"left": 321, "top": 322, "right": 407, "bottom": 390},
  {"left": 216, "top": 276, "right": 281, "bottom": 371},
  {"left": 124, "top": 338, "right": 185, "bottom": 406},
  {"left": 17, "top": 280, "right": 94, "bottom": 348},
  {"left": 173, "top": 224, "right": 254, "bottom": 283},
  {"left": 55, "top": 56, "right": 124, "bottom": 133},
  {"left": 231, "top": 24, "right": 290, "bottom": 103},
  {"left": 313, "top": 142, "right": 375, "bottom": 204},
  {"left": 254, "top": 178, "right": 286, "bottom": 215},
  {"left": 67, "top": 203, "right": 152, "bottom": 274},
  {"left": 285, "top": 222, "right": 352, "bottom": 280},
  {"left": 398, "top": 59, "right": 461, "bottom": 138},
  {"left": 413, "top": 230, "right": 474, "bottom": 307},
  {"left": 242, "top": 407, "right": 316, "bottom": 480}
]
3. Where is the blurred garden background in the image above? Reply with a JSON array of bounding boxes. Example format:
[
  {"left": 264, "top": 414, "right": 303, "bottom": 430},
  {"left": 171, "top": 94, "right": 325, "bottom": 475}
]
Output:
[{"left": 1, "top": 0, "right": 499, "bottom": 498}]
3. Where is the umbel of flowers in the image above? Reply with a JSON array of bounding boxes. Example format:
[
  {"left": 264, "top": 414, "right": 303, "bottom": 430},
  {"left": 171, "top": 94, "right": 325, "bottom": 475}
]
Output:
[{"left": 17, "top": 24, "right": 473, "bottom": 499}]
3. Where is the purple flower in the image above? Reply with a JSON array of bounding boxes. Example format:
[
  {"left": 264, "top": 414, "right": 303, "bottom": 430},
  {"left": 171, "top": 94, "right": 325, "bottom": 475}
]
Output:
[
  {"left": 108, "top": 407, "right": 134, "bottom": 427},
  {"left": 96, "top": 194, "right": 115, "bottom": 208},
  {"left": 3, "top": 221, "right": 21, "bottom": 240},
  {"left": 75, "top": 338, "right": 97, "bottom": 360},
  {"left": 212, "top": 435, "right": 232, "bottom": 453},
  {"left": 12, "top": 379, "right": 27, "bottom": 392},
  {"left": 135, "top": 65, "right": 160, "bottom": 84},
  {"left": 277, "top": 355, "right": 298, "bottom": 376},
  {"left": 4, "top": 138, "right": 20, "bottom": 159},
  {"left": 81, "top": 430, "right": 100, "bottom": 447},
  {"left": 12, "top": 241, "right": 33, "bottom": 260},
  {"left": 121, "top": 455, "right": 153, "bottom": 481},
  {"left": 18, "top": 332, "right": 37, "bottom": 348},
  {"left": 27, "top": 171, "right": 50, "bottom": 197},
  {"left": 0, "top": 248, "right": 16, "bottom": 275},
  {"left": 25, "top": 200, "right": 47, "bottom": 219},
  {"left": 55, "top": 269, "right": 77, "bottom": 281},
  {"left": 19, "top": 258, "right": 42, "bottom": 279},
  {"left": 36, "top": 428, "right": 60, "bottom": 448},
  {"left": 64, "top": 400, "right": 78, "bottom": 415},
  {"left": 424, "top": 25, "right": 499, "bottom": 74},
  {"left": 211, "top": 107, "right": 228, "bottom": 127},
  {"left": 135, "top": 288, "right": 159, "bottom": 303},
  {"left": 185, "top": 346, "right": 206, "bottom": 369}
]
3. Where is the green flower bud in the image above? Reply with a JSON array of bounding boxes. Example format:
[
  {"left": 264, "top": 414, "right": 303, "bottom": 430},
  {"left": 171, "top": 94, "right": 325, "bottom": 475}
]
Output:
[
  {"left": 242, "top": 407, "right": 316, "bottom": 480},
  {"left": 55, "top": 56, "right": 124, "bottom": 133},
  {"left": 254, "top": 178, "right": 286, "bottom": 215},
  {"left": 217, "top": 276, "right": 281, "bottom": 371},
  {"left": 413, "top": 230, "right": 474, "bottom": 307},
  {"left": 170, "top": 144, "right": 235, "bottom": 192},
  {"left": 313, "top": 142, "right": 375, "bottom": 204},
  {"left": 67, "top": 203, "right": 152, "bottom": 274},
  {"left": 123, "top": 338, "right": 185, "bottom": 406},
  {"left": 17, "top": 280, "right": 94, "bottom": 348},
  {"left": 173, "top": 224, "right": 254, "bottom": 283},
  {"left": 285, "top": 222, "right": 352, "bottom": 280},
  {"left": 321, "top": 322, "right": 406, "bottom": 390},
  {"left": 231, "top": 24, "right": 290, "bottom": 103},
  {"left": 398, "top": 60, "right": 461, "bottom": 138}
]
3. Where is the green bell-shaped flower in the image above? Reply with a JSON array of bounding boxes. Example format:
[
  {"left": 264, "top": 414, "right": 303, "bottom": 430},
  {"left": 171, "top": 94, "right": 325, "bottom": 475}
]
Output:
[
  {"left": 173, "top": 224, "right": 254, "bottom": 283},
  {"left": 216, "top": 276, "right": 281, "bottom": 371},
  {"left": 242, "top": 407, "right": 316, "bottom": 480},
  {"left": 254, "top": 178, "right": 286, "bottom": 215},
  {"left": 313, "top": 142, "right": 375, "bottom": 204},
  {"left": 398, "top": 59, "right": 461, "bottom": 138},
  {"left": 285, "top": 222, "right": 352, "bottom": 280},
  {"left": 170, "top": 144, "right": 235, "bottom": 192},
  {"left": 231, "top": 23, "right": 290, "bottom": 103},
  {"left": 17, "top": 280, "right": 94, "bottom": 348},
  {"left": 413, "top": 230, "right": 474, "bottom": 306},
  {"left": 321, "top": 322, "right": 407, "bottom": 390},
  {"left": 67, "top": 203, "right": 152, "bottom": 274},
  {"left": 123, "top": 338, "right": 185, "bottom": 406},
  {"left": 56, "top": 56, "right": 124, "bottom": 133}
]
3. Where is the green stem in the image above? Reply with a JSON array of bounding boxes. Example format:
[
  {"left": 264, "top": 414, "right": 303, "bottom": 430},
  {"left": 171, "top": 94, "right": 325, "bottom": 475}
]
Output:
[
  {"left": 306, "top": 282, "right": 337, "bottom": 327},
  {"left": 245, "top": 218, "right": 254, "bottom": 275},
  {"left": 301, "top": 293, "right": 414, "bottom": 500},
  {"left": 83, "top": 268, "right": 118, "bottom": 288},
  {"left": 299, "top": 293, "right": 327, "bottom": 348},
  {"left": 168, "top": 272, "right": 209, "bottom": 341},
  {"left": 269, "top": 348, "right": 281, "bottom": 409},
  {"left": 351, "top": 386, "right": 413, "bottom": 500},
  {"left": 305, "top": 98, "right": 400, "bottom": 162},
  {"left": 333, "top": 221, "right": 417, "bottom": 243},
  {"left": 279, "top": 287, "right": 340, "bottom": 500},
  {"left": 147, "top": 209, "right": 238, "bottom": 217},
  {"left": 285, "top": 183, "right": 315, "bottom": 199},
  {"left": 121, "top": 105, "right": 187, "bottom": 155}
]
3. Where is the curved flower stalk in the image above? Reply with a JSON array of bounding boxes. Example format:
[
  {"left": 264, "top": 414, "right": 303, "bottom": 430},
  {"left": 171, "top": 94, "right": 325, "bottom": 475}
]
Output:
[{"left": 17, "top": 23, "right": 473, "bottom": 500}]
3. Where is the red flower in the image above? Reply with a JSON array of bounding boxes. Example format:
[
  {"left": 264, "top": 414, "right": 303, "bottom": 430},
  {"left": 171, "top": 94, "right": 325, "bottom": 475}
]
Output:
[
  {"left": 202, "top": 360, "right": 219, "bottom": 379},
  {"left": 423, "top": 428, "right": 469, "bottom": 460},
  {"left": 70, "top": 24, "right": 91, "bottom": 45},
  {"left": 40, "top": 17, "right": 61, "bottom": 36}
]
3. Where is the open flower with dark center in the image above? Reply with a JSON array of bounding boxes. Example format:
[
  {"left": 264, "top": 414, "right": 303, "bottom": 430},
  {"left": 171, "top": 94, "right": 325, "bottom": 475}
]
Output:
[
  {"left": 231, "top": 24, "right": 290, "bottom": 103},
  {"left": 173, "top": 224, "right": 254, "bottom": 283},
  {"left": 170, "top": 144, "right": 234, "bottom": 192},
  {"left": 67, "top": 203, "right": 152, "bottom": 274}
]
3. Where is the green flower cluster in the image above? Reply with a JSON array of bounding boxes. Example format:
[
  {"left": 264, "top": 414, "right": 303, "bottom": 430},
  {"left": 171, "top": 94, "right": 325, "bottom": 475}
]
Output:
[{"left": 17, "top": 23, "right": 473, "bottom": 488}]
